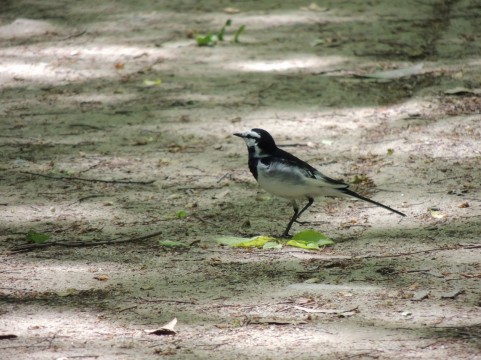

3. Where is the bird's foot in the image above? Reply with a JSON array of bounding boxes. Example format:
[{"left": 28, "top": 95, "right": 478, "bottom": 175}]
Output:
[{"left": 279, "top": 233, "right": 293, "bottom": 239}]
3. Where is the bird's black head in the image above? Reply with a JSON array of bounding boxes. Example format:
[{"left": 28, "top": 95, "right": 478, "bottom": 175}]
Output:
[{"left": 234, "top": 128, "right": 278, "bottom": 155}]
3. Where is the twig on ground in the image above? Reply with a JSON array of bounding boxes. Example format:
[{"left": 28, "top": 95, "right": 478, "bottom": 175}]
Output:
[
  {"left": 176, "top": 186, "right": 222, "bottom": 191},
  {"left": 70, "top": 194, "right": 108, "bottom": 205},
  {"left": 459, "top": 243, "right": 481, "bottom": 249},
  {"left": 69, "top": 123, "right": 102, "bottom": 130},
  {"left": 191, "top": 214, "right": 220, "bottom": 227},
  {"left": 428, "top": 176, "right": 464, "bottom": 184},
  {"left": 117, "top": 305, "right": 138, "bottom": 313},
  {"left": 288, "top": 243, "right": 481, "bottom": 260},
  {"left": 136, "top": 297, "right": 197, "bottom": 305},
  {"left": 293, "top": 305, "right": 359, "bottom": 314},
  {"left": 10, "top": 230, "right": 163, "bottom": 253},
  {"left": 216, "top": 172, "right": 230, "bottom": 183},
  {"left": 20, "top": 171, "right": 155, "bottom": 185},
  {"left": 58, "top": 30, "right": 88, "bottom": 41},
  {"left": 78, "top": 161, "right": 104, "bottom": 174},
  {"left": 356, "top": 244, "right": 477, "bottom": 259}
]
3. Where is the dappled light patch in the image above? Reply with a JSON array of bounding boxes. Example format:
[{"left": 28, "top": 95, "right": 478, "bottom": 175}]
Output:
[
  {"left": 1, "top": 0, "right": 481, "bottom": 359},
  {"left": 228, "top": 55, "right": 346, "bottom": 73}
]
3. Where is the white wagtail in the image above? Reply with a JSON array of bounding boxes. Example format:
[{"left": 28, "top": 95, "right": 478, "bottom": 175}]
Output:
[{"left": 234, "top": 128, "right": 406, "bottom": 237}]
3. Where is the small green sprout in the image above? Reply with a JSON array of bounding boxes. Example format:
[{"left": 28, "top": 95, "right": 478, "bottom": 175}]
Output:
[
  {"left": 176, "top": 210, "right": 187, "bottom": 219},
  {"left": 196, "top": 19, "right": 245, "bottom": 46},
  {"left": 26, "top": 230, "right": 50, "bottom": 244},
  {"left": 234, "top": 24, "right": 245, "bottom": 43}
]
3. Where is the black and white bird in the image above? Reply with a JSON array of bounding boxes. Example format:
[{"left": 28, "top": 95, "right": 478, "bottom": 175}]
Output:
[{"left": 234, "top": 128, "right": 405, "bottom": 237}]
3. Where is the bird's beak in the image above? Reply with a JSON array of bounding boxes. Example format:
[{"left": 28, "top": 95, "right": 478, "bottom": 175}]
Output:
[{"left": 233, "top": 132, "right": 244, "bottom": 138}]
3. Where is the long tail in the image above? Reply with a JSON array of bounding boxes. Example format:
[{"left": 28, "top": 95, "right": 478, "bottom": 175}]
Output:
[{"left": 341, "top": 188, "right": 406, "bottom": 217}]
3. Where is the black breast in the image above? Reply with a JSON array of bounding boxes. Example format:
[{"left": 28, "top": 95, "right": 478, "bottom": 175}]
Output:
[{"left": 248, "top": 157, "right": 258, "bottom": 180}]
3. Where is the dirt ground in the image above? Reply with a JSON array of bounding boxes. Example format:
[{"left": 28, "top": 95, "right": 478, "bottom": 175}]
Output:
[{"left": 1, "top": 0, "right": 480, "bottom": 359}]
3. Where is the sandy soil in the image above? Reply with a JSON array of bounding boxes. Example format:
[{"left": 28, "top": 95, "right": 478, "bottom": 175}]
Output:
[{"left": 1, "top": 0, "right": 480, "bottom": 359}]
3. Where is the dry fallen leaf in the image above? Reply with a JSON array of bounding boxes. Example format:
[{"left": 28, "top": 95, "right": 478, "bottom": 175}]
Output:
[
  {"left": 301, "top": 3, "right": 327, "bottom": 11},
  {"left": 428, "top": 207, "right": 446, "bottom": 219},
  {"left": 149, "top": 318, "right": 177, "bottom": 336},
  {"left": 440, "top": 289, "right": 465, "bottom": 299},
  {"left": 460, "top": 273, "right": 481, "bottom": 278},
  {"left": 214, "top": 323, "right": 240, "bottom": 329},
  {"left": 444, "top": 87, "right": 481, "bottom": 95},
  {"left": 411, "top": 290, "right": 430, "bottom": 301},
  {"left": 94, "top": 274, "right": 109, "bottom": 281},
  {"left": 408, "top": 282, "right": 421, "bottom": 291},
  {"left": 223, "top": 7, "right": 240, "bottom": 14}
]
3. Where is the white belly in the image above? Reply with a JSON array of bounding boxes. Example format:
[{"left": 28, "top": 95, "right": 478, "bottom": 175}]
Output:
[{"left": 256, "top": 161, "right": 344, "bottom": 200}]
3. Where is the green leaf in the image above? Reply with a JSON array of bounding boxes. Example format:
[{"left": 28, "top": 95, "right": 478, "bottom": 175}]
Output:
[
  {"left": 387, "top": 148, "right": 394, "bottom": 156},
  {"left": 216, "top": 236, "right": 247, "bottom": 247},
  {"left": 216, "top": 235, "right": 278, "bottom": 248},
  {"left": 158, "top": 240, "right": 187, "bottom": 248},
  {"left": 196, "top": 34, "right": 218, "bottom": 46},
  {"left": 287, "top": 230, "right": 334, "bottom": 250},
  {"left": 235, "top": 235, "right": 275, "bottom": 248},
  {"left": 291, "top": 230, "right": 329, "bottom": 242},
  {"left": 234, "top": 25, "right": 245, "bottom": 43},
  {"left": 218, "top": 19, "right": 231, "bottom": 41},
  {"left": 263, "top": 241, "right": 283, "bottom": 250},
  {"left": 351, "top": 175, "right": 365, "bottom": 184},
  {"left": 143, "top": 79, "right": 162, "bottom": 87},
  {"left": 26, "top": 230, "right": 50, "bottom": 244},
  {"left": 176, "top": 210, "right": 187, "bottom": 219}
]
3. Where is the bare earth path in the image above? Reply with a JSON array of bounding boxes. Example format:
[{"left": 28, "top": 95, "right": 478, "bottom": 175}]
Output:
[{"left": 0, "top": 1, "right": 480, "bottom": 359}]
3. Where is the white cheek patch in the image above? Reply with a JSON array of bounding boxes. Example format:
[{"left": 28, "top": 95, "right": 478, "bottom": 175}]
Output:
[
  {"left": 241, "top": 130, "right": 268, "bottom": 157},
  {"left": 244, "top": 138, "right": 269, "bottom": 157},
  {"left": 244, "top": 137, "right": 258, "bottom": 147}
]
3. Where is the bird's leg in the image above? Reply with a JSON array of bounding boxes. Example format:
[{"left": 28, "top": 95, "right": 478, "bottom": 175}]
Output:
[
  {"left": 294, "top": 197, "right": 314, "bottom": 224},
  {"left": 282, "top": 201, "right": 299, "bottom": 238}
]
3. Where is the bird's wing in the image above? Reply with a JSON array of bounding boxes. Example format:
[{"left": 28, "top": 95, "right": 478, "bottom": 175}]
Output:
[
  {"left": 309, "top": 171, "right": 349, "bottom": 189},
  {"left": 273, "top": 149, "right": 349, "bottom": 189}
]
